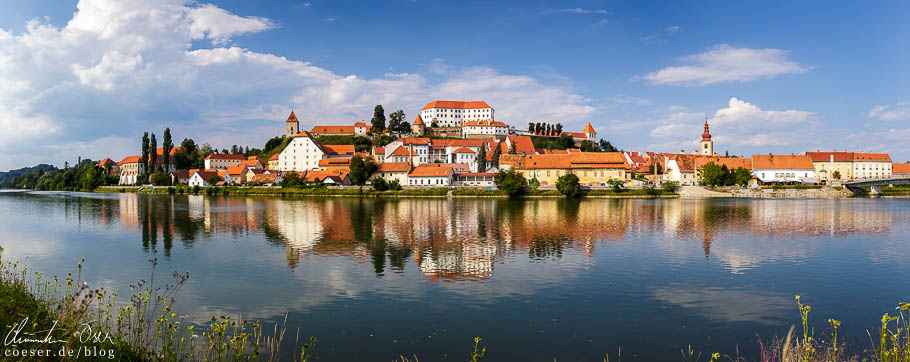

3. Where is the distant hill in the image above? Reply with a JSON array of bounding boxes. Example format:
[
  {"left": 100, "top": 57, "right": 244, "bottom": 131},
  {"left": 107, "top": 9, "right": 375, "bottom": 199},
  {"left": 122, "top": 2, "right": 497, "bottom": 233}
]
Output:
[{"left": 0, "top": 164, "right": 59, "bottom": 182}]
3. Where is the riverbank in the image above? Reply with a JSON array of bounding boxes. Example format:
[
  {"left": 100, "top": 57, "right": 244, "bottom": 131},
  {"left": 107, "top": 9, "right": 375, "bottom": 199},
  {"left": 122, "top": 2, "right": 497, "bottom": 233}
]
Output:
[
  {"left": 95, "top": 185, "right": 679, "bottom": 198},
  {"left": 680, "top": 185, "right": 856, "bottom": 198}
]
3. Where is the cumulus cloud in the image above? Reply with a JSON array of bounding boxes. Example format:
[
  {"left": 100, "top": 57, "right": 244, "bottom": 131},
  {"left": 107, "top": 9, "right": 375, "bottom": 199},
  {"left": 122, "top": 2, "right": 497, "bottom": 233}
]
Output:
[
  {"left": 0, "top": 0, "right": 595, "bottom": 170},
  {"left": 642, "top": 44, "right": 807, "bottom": 86},
  {"left": 868, "top": 101, "right": 910, "bottom": 121},
  {"left": 646, "top": 97, "right": 816, "bottom": 153}
]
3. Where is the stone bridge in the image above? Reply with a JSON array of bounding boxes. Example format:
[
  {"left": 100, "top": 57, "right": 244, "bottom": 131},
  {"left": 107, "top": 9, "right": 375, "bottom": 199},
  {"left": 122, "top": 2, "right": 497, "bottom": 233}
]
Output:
[{"left": 843, "top": 177, "right": 910, "bottom": 194}]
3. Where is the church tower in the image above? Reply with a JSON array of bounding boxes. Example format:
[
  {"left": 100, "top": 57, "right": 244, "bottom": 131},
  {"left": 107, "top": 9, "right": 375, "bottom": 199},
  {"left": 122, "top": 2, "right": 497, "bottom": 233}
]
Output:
[
  {"left": 285, "top": 110, "right": 299, "bottom": 138},
  {"left": 700, "top": 118, "right": 714, "bottom": 156}
]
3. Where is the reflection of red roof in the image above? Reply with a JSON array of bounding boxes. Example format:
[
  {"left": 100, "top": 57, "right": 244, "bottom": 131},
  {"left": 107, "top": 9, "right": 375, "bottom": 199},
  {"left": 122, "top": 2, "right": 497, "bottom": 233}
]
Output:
[{"left": 422, "top": 100, "right": 492, "bottom": 110}]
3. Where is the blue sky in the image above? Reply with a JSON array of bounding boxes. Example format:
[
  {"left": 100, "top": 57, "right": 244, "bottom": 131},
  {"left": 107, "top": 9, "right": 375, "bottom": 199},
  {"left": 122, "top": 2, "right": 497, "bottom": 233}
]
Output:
[{"left": 0, "top": 0, "right": 908, "bottom": 170}]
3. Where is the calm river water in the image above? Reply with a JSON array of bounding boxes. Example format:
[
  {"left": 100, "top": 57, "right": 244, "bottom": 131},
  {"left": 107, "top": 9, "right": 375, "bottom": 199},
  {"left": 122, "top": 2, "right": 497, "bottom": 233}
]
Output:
[{"left": 0, "top": 190, "right": 908, "bottom": 360}]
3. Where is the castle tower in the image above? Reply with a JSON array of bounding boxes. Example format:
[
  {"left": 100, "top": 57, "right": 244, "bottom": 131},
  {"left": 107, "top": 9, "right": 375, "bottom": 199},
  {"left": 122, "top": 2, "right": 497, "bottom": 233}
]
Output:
[
  {"left": 583, "top": 122, "right": 597, "bottom": 140},
  {"left": 285, "top": 110, "right": 299, "bottom": 137},
  {"left": 412, "top": 114, "right": 426, "bottom": 135},
  {"left": 700, "top": 118, "right": 714, "bottom": 156}
]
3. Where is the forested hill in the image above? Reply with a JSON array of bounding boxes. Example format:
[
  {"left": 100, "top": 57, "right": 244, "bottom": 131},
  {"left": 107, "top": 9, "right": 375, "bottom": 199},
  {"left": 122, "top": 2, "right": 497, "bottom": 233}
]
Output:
[{"left": 0, "top": 164, "right": 58, "bottom": 182}]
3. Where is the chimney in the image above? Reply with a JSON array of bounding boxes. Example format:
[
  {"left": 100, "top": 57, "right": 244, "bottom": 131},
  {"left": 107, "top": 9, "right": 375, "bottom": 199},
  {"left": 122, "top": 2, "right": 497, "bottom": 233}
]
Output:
[{"left": 408, "top": 144, "right": 413, "bottom": 166}]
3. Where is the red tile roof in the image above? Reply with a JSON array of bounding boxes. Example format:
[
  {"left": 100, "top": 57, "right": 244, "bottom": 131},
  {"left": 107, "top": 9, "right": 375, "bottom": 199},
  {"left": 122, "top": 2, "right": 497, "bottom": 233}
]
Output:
[
  {"left": 250, "top": 173, "right": 278, "bottom": 183},
  {"left": 501, "top": 153, "right": 627, "bottom": 170},
  {"left": 354, "top": 121, "right": 367, "bottom": 127},
  {"left": 286, "top": 111, "right": 298, "bottom": 123},
  {"left": 226, "top": 165, "right": 248, "bottom": 176},
  {"left": 97, "top": 158, "right": 114, "bottom": 166},
  {"left": 268, "top": 153, "right": 279, "bottom": 161},
  {"left": 413, "top": 115, "right": 424, "bottom": 125},
  {"left": 506, "top": 136, "right": 535, "bottom": 154},
  {"left": 422, "top": 100, "right": 492, "bottom": 110},
  {"left": 376, "top": 162, "right": 411, "bottom": 172},
  {"left": 751, "top": 155, "right": 814, "bottom": 170},
  {"left": 463, "top": 120, "right": 508, "bottom": 127},
  {"left": 453, "top": 147, "right": 474, "bottom": 154},
  {"left": 117, "top": 155, "right": 141, "bottom": 165},
  {"left": 373, "top": 147, "right": 385, "bottom": 155},
  {"left": 310, "top": 125, "right": 356, "bottom": 134},
  {"left": 205, "top": 154, "right": 246, "bottom": 160},
  {"left": 389, "top": 146, "right": 411, "bottom": 156},
  {"left": 409, "top": 165, "right": 453, "bottom": 177},
  {"left": 322, "top": 144, "right": 355, "bottom": 155},
  {"left": 893, "top": 163, "right": 910, "bottom": 175},
  {"left": 853, "top": 153, "right": 892, "bottom": 162},
  {"left": 582, "top": 122, "right": 596, "bottom": 133},
  {"left": 191, "top": 170, "right": 220, "bottom": 182},
  {"left": 398, "top": 137, "right": 431, "bottom": 145},
  {"left": 318, "top": 158, "right": 352, "bottom": 167},
  {"left": 806, "top": 151, "right": 854, "bottom": 162}
]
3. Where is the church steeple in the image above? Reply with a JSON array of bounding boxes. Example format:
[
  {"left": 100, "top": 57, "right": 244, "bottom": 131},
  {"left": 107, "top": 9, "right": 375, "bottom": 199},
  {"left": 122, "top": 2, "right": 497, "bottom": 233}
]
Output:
[{"left": 699, "top": 117, "right": 714, "bottom": 155}]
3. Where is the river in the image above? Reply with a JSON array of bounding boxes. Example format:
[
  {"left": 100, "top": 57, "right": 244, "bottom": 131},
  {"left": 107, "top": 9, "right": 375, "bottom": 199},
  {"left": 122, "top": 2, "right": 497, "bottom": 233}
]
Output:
[{"left": 0, "top": 190, "right": 908, "bottom": 360}]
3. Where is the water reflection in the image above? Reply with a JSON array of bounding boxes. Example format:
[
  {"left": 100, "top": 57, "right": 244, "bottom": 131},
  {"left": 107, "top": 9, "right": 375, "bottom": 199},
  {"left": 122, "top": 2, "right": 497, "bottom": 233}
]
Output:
[{"left": 15, "top": 193, "right": 908, "bottom": 281}]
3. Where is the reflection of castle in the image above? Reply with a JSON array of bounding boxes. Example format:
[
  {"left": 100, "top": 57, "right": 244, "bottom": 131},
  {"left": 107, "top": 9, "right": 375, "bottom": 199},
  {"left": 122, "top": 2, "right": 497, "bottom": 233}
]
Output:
[{"left": 98, "top": 195, "right": 903, "bottom": 279}]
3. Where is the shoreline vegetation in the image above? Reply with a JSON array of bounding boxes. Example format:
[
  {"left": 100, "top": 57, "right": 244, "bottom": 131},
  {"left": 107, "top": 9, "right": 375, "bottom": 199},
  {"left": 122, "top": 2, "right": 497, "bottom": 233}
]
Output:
[{"left": 0, "top": 254, "right": 907, "bottom": 361}]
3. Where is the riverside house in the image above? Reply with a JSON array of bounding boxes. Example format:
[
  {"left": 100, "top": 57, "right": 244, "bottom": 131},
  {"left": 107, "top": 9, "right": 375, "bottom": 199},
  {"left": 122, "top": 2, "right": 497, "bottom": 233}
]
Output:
[
  {"left": 751, "top": 154, "right": 817, "bottom": 185},
  {"left": 204, "top": 154, "right": 245, "bottom": 171},
  {"left": 500, "top": 152, "right": 627, "bottom": 187}
]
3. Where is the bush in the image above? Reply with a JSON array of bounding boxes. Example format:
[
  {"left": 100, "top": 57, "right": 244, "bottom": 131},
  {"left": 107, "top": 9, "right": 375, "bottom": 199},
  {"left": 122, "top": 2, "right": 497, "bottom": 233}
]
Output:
[
  {"left": 167, "top": 187, "right": 176, "bottom": 195},
  {"left": 192, "top": 185, "right": 201, "bottom": 194},
  {"left": 494, "top": 169, "right": 527, "bottom": 198},
  {"left": 555, "top": 173, "right": 581, "bottom": 198},
  {"left": 607, "top": 179, "right": 624, "bottom": 193},
  {"left": 662, "top": 181, "right": 680, "bottom": 193},
  {"left": 529, "top": 177, "right": 540, "bottom": 190},
  {"left": 371, "top": 177, "right": 389, "bottom": 191},
  {"left": 643, "top": 183, "right": 659, "bottom": 196}
]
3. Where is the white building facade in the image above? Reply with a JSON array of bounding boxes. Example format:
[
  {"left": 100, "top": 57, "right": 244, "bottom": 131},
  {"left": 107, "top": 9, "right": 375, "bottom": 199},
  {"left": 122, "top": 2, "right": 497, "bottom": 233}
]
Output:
[
  {"left": 278, "top": 131, "right": 327, "bottom": 171},
  {"left": 420, "top": 101, "right": 494, "bottom": 127}
]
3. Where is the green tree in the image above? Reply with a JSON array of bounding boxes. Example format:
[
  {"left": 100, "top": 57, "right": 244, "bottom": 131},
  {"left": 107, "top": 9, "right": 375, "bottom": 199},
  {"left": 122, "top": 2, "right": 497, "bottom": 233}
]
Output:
[
  {"left": 150, "top": 172, "right": 170, "bottom": 186},
  {"left": 80, "top": 166, "right": 100, "bottom": 191},
  {"left": 280, "top": 172, "right": 301, "bottom": 187},
  {"left": 529, "top": 177, "right": 540, "bottom": 190},
  {"left": 832, "top": 170, "right": 841, "bottom": 180},
  {"left": 371, "top": 105, "right": 386, "bottom": 133},
  {"left": 733, "top": 167, "right": 752, "bottom": 186},
  {"left": 494, "top": 168, "right": 526, "bottom": 197},
  {"left": 141, "top": 132, "right": 150, "bottom": 173},
  {"left": 388, "top": 110, "right": 408, "bottom": 133},
  {"left": 149, "top": 133, "right": 158, "bottom": 173},
  {"left": 579, "top": 140, "right": 598, "bottom": 152},
  {"left": 162, "top": 127, "right": 173, "bottom": 172},
  {"left": 476, "top": 146, "right": 487, "bottom": 172},
  {"left": 509, "top": 142, "right": 516, "bottom": 154},
  {"left": 558, "top": 134, "right": 575, "bottom": 149},
  {"left": 200, "top": 143, "right": 214, "bottom": 156},
  {"left": 555, "top": 123, "right": 563, "bottom": 134},
  {"left": 490, "top": 143, "right": 501, "bottom": 168},
  {"left": 556, "top": 173, "right": 581, "bottom": 198},
  {"left": 700, "top": 162, "right": 724, "bottom": 186},
  {"left": 599, "top": 139, "right": 618, "bottom": 152},
  {"left": 206, "top": 174, "right": 223, "bottom": 186},
  {"left": 528, "top": 123, "right": 534, "bottom": 133},
  {"left": 349, "top": 155, "right": 377, "bottom": 186}
]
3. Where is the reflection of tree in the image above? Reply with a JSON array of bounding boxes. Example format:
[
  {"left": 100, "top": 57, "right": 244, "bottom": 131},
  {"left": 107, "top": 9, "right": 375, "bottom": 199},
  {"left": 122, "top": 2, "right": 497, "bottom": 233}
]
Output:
[
  {"left": 700, "top": 201, "right": 752, "bottom": 259},
  {"left": 529, "top": 236, "right": 568, "bottom": 260}
]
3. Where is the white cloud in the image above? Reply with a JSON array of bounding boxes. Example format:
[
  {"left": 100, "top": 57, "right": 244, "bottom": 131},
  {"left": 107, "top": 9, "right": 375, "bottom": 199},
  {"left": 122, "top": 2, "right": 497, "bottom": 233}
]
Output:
[
  {"left": 642, "top": 44, "right": 807, "bottom": 86},
  {"left": 0, "top": 0, "right": 595, "bottom": 171},
  {"left": 665, "top": 25, "right": 679, "bottom": 33},
  {"left": 868, "top": 101, "right": 910, "bottom": 121},
  {"left": 548, "top": 8, "right": 608, "bottom": 15},
  {"left": 646, "top": 97, "right": 816, "bottom": 153}
]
